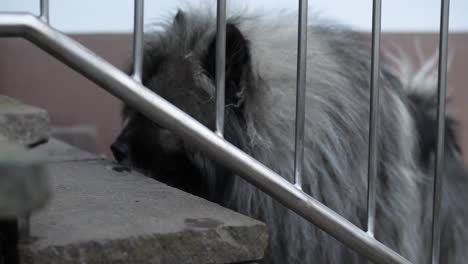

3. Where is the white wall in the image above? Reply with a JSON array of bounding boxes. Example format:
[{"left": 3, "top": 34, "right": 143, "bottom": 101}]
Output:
[{"left": 1, "top": 0, "right": 467, "bottom": 33}]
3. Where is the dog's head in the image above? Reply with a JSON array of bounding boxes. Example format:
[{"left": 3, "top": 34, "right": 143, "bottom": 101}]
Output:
[{"left": 111, "top": 11, "right": 252, "bottom": 193}]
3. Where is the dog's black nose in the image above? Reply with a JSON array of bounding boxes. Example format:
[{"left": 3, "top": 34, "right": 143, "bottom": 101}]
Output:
[{"left": 111, "top": 141, "right": 129, "bottom": 163}]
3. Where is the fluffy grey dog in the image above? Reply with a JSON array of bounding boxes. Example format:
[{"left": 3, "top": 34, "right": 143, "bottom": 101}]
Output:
[{"left": 111, "top": 8, "right": 468, "bottom": 264}]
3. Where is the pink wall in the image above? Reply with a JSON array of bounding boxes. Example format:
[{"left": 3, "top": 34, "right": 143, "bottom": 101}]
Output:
[
  {"left": 0, "top": 33, "right": 467, "bottom": 164},
  {"left": 0, "top": 34, "right": 131, "bottom": 157}
]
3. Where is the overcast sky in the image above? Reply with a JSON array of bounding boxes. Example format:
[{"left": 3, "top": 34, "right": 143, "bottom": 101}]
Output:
[{"left": 2, "top": 0, "right": 467, "bottom": 33}]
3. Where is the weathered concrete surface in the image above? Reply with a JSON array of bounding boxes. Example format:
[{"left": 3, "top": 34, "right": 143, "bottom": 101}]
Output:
[
  {"left": 0, "top": 95, "right": 50, "bottom": 146},
  {"left": 51, "top": 126, "right": 98, "bottom": 154},
  {"left": 30, "top": 138, "right": 98, "bottom": 163},
  {"left": 20, "top": 140, "right": 268, "bottom": 263},
  {"left": 0, "top": 140, "right": 50, "bottom": 218}
]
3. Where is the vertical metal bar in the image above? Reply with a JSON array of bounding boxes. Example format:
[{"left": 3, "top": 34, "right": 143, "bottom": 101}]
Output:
[
  {"left": 366, "top": 0, "right": 382, "bottom": 237},
  {"left": 215, "top": 0, "right": 227, "bottom": 137},
  {"left": 293, "top": 0, "right": 308, "bottom": 189},
  {"left": 431, "top": 0, "right": 450, "bottom": 263},
  {"left": 40, "top": 0, "right": 49, "bottom": 23},
  {"left": 132, "top": 0, "right": 144, "bottom": 83}
]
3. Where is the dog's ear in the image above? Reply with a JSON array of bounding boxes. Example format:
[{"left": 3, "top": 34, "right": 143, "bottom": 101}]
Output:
[
  {"left": 173, "top": 9, "right": 186, "bottom": 26},
  {"left": 204, "top": 23, "right": 251, "bottom": 107}
]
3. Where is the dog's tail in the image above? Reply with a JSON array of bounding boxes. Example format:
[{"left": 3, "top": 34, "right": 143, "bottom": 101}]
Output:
[
  {"left": 387, "top": 47, "right": 468, "bottom": 263},
  {"left": 386, "top": 47, "right": 461, "bottom": 164}
]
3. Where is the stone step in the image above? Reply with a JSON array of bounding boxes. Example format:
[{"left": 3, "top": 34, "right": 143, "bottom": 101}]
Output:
[
  {"left": 0, "top": 95, "right": 49, "bottom": 147},
  {"left": 0, "top": 94, "right": 52, "bottom": 264},
  {"left": 0, "top": 138, "right": 50, "bottom": 218},
  {"left": 51, "top": 126, "right": 98, "bottom": 154},
  {"left": 20, "top": 139, "right": 268, "bottom": 264},
  {"left": 0, "top": 95, "right": 51, "bottom": 223}
]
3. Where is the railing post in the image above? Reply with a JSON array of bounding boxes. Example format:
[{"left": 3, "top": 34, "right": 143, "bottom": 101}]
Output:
[
  {"left": 366, "top": 0, "right": 382, "bottom": 237},
  {"left": 215, "top": 0, "right": 227, "bottom": 137},
  {"left": 132, "top": 0, "right": 144, "bottom": 83},
  {"left": 431, "top": 0, "right": 450, "bottom": 263},
  {"left": 39, "top": 0, "right": 49, "bottom": 23},
  {"left": 293, "top": 0, "right": 308, "bottom": 189}
]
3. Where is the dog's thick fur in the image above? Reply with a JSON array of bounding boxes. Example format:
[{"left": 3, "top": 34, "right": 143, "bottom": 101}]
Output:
[{"left": 112, "top": 8, "right": 468, "bottom": 264}]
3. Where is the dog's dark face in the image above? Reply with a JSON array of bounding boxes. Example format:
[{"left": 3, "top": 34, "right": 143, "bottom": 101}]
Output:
[
  {"left": 111, "top": 56, "right": 215, "bottom": 193},
  {"left": 111, "top": 12, "right": 252, "bottom": 195}
]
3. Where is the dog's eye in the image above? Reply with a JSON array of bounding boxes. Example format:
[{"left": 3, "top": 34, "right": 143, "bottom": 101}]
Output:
[
  {"left": 122, "top": 117, "right": 131, "bottom": 128},
  {"left": 152, "top": 122, "right": 164, "bottom": 130}
]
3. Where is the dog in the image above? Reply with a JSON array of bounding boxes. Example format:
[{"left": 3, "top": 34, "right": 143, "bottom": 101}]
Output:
[{"left": 111, "top": 7, "right": 468, "bottom": 263}]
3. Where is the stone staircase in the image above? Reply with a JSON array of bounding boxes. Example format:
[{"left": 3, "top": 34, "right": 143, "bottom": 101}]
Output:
[{"left": 0, "top": 95, "right": 268, "bottom": 264}]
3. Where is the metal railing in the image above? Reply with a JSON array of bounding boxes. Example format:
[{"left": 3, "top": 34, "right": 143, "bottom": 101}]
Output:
[
  {"left": 431, "top": 1, "right": 450, "bottom": 263},
  {"left": 215, "top": 0, "right": 227, "bottom": 137},
  {"left": 131, "top": 0, "right": 144, "bottom": 83},
  {"left": 366, "top": 0, "right": 382, "bottom": 238},
  {"left": 293, "top": 0, "right": 308, "bottom": 190},
  {"left": 0, "top": 0, "right": 451, "bottom": 263}
]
